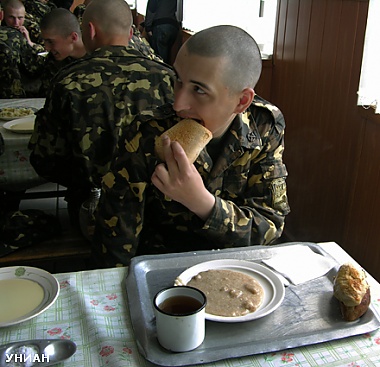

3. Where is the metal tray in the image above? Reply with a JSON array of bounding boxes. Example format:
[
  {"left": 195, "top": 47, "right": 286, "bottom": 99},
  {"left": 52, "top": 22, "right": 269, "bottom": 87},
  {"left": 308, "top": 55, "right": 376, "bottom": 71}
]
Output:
[{"left": 125, "top": 242, "right": 380, "bottom": 366}]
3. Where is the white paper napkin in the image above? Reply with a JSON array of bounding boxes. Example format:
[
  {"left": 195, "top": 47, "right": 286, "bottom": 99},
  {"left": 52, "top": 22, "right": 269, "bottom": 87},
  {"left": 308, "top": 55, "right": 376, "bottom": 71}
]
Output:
[{"left": 262, "top": 244, "right": 336, "bottom": 285}]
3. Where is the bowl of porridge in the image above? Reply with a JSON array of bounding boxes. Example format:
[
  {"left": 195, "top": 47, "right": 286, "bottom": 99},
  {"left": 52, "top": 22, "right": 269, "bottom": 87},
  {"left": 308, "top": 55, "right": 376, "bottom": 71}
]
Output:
[{"left": 174, "top": 259, "right": 285, "bottom": 322}]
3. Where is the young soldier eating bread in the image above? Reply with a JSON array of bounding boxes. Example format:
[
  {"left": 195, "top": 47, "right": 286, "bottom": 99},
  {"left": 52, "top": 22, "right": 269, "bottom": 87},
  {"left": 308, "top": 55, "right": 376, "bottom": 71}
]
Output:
[{"left": 93, "top": 25, "right": 290, "bottom": 267}]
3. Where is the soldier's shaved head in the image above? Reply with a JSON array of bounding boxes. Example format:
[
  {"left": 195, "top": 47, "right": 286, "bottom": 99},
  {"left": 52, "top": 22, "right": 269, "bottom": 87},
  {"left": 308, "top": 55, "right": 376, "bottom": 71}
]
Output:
[
  {"left": 2, "top": 0, "right": 25, "bottom": 28},
  {"left": 41, "top": 8, "right": 81, "bottom": 37},
  {"left": 185, "top": 25, "right": 262, "bottom": 92},
  {"left": 2, "top": 0, "right": 24, "bottom": 11},
  {"left": 83, "top": 0, "right": 132, "bottom": 36}
]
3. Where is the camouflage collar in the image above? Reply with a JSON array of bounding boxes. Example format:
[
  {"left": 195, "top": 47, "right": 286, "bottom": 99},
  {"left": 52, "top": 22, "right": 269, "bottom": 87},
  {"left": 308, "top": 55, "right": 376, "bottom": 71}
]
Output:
[{"left": 229, "top": 112, "right": 262, "bottom": 150}]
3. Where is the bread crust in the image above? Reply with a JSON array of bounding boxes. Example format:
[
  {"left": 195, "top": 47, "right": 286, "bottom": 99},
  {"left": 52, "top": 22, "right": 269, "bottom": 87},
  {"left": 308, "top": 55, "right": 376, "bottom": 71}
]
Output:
[
  {"left": 333, "top": 263, "right": 370, "bottom": 321},
  {"left": 338, "top": 288, "right": 370, "bottom": 322},
  {"left": 155, "top": 119, "right": 212, "bottom": 163}
]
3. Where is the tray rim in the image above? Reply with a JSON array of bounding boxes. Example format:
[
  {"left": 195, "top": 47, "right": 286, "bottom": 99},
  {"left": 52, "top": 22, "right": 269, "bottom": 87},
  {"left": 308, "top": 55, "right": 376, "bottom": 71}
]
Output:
[{"left": 125, "top": 242, "right": 380, "bottom": 366}]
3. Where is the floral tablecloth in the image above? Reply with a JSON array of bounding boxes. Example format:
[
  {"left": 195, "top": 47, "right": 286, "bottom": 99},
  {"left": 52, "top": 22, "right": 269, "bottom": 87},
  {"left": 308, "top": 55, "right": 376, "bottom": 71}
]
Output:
[
  {"left": 0, "top": 242, "right": 380, "bottom": 367},
  {"left": 0, "top": 98, "right": 45, "bottom": 191}
]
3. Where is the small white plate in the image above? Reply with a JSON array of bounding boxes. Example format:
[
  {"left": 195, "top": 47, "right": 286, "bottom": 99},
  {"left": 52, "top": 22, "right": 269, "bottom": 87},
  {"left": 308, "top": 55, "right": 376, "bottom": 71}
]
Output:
[
  {"left": 174, "top": 259, "right": 285, "bottom": 323},
  {"left": 0, "top": 107, "right": 37, "bottom": 121},
  {"left": 3, "top": 116, "right": 35, "bottom": 133},
  {"left": 0, "top": 266, "right": 59, "bottom": 327}
]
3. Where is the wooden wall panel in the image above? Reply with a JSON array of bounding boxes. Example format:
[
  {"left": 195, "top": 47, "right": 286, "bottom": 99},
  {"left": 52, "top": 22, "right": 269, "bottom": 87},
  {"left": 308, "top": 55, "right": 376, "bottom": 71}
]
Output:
[
  {"left": 343, "top": 111, "right": 380, "bottom": 279},
  {"left": 270, "top": 0, "right": 380, "bottom": 279}
]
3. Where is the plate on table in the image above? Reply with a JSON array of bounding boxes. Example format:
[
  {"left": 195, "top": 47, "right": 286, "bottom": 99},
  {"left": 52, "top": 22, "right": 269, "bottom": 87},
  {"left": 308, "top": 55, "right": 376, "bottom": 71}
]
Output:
[
  {"left": 0, "top": 107, "right": 37, "bottom": 121},
  {"left": 174, "top": 259, "right": 285, "bottom": 322},
  {"left": 3, "top": 116, "right": 35, "bottom": 133},
  {"left": 0, "top": 266, "right": 59, "bottom": 327}
]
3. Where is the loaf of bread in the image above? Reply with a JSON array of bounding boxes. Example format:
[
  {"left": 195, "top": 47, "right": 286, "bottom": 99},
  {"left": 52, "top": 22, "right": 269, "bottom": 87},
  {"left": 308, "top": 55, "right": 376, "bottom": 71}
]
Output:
[
  {"left": 155, "top": 119, "right": 212, "bottom": 163},
  {"left": 333, "top": 263, "right": 370, "bottom": 321}
]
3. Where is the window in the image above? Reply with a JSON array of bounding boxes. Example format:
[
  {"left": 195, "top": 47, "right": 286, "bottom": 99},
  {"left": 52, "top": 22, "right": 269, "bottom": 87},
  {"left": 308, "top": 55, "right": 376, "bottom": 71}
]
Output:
[
  {"left": 357, "top": 0, "right": 380, "bottom": 114},
  {"left": 126, "top": 0, "right": 136, "bottom": 10},
  {"left": 135, "top": 0, "right": 278, "bottom": 58},
  {"left": 136, "top": 0, "right": 147, "bottom": 15}
]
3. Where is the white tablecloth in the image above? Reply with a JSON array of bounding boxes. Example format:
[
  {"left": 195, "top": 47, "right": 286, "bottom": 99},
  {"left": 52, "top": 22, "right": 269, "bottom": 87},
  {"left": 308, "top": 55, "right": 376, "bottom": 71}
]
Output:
[
  {"left": 0, "top": 98, "right": 45, "bottom": 191},
  {"left": 1, "top": 242, "right": 380, "bottom": 367}
]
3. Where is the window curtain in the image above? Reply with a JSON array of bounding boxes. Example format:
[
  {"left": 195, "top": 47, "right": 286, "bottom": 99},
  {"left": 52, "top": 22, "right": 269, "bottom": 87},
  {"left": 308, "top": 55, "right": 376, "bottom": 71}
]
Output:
[{"left": 357, "top": 0, "right": 380, "bottom": 114}]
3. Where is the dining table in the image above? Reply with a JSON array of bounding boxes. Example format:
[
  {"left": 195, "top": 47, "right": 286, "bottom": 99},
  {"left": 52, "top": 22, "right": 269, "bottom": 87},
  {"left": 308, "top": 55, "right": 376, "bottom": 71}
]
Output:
[
  {"left": 1, "top": 241, "right": 380, "bottom": 367},
  {"left": 0, "top": 98, "right": 45, "bottom": 192}
]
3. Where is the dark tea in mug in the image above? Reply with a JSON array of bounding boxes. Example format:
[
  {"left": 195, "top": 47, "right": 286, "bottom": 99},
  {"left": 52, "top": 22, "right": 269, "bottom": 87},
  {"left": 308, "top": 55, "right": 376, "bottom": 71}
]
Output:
[{"left": 159, "top": 295, "right": 203, "bottom": 315}]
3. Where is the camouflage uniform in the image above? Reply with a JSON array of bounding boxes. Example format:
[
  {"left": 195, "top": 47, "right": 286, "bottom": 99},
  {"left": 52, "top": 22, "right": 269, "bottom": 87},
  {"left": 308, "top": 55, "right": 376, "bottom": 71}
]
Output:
[
  {"left": 29, "top": 46, "right": 174, "bottom": 214},
  {"left": 0, "top": 26, "right": 44, "bottom": 97},
  {"left": 23, "top": 0, "right": 55, "bottom": 46},
  {"left": 23, "top": 13, "right": 43, "bottom": 46},
  {"left": 94, "top": 96, "right": 290, "bottom": 267},
  {"left": 38, "top": 52, "right": 76, "bottom": 96},
  {"left": 72, "top": 3, "right": 85, "bottom": 25},
  {"left": 23, "top": 0, "right": 55, "bottom": 21},
  {"left": 130, "top": 25, "right": 163, "bottom": 63},
  {"left": 0, "top": 41, "right": 25, "bottom": 98}
]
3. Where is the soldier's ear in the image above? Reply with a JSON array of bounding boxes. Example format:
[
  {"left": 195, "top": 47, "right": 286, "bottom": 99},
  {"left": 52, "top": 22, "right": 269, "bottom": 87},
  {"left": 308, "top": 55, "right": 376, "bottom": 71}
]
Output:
[
  {"left": 234, "top": 88, "right": 255, "bottom": 114},
  {"left": 71, "top": 32, "right": 79, "bottom": 42},
  {"left": 88, "top": 21, "right": 96, "bottom": 40},
  {"left": 129, "top": 27, "right": 133, "bottom": 41}
]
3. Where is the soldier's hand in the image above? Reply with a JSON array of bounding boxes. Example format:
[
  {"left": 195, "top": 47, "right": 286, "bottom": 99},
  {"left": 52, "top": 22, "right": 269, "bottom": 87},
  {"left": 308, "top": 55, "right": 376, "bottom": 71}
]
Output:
[
  {"left": 151, "top": 135, "right": 215, "bottom": 221},
  {"left": 17, "top": 26, "right": 34, "bottom": 47}
]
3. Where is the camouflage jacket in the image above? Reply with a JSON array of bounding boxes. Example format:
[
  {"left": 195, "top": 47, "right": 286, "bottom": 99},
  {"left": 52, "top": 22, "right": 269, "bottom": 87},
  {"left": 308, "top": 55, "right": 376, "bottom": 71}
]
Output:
[
  {"left": 24, "top": 13, "right": 44, "bottom": 46},
  {"left": 130, "top": 25, "right": 163, "bottom": 63},
  {"left": 29, "top": 46, "right": 174, "bottom": 201},
  {"left": 0, "top": 26, "right": 44, "bottom": 77},
  {"left": 73, "top": 3, "right": 85, "bottom": 24},
  {"left": 0, "top": 41, "right": 25, "bottom": 98},
  {"left": 23, "top": 0, "right": 54, "bottom": 47},
  {"left": 93, "top": 96, "right": 290, "bottom": 267},
  {"left": 23, "top": 0, "right": 55, "bottom": 22},
  {"left": 38, "top": 53, "right": 76, "bottom": 97}
]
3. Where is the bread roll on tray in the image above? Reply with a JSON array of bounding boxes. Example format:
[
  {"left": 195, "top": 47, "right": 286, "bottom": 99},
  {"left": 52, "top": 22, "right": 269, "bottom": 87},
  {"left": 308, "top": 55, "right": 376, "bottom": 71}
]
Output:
[
  {"left": 155, "top": 119, "right": 212, "bottom": 164},
  {"left": 333, "top": 263, "right": 370, "bottom": 321}
]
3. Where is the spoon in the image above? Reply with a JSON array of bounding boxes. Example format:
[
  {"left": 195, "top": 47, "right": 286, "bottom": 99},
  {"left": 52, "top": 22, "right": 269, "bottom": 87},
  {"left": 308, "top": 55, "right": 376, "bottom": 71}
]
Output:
[{"left": 0, "top": 339, "right": 76, "bottom": 366}]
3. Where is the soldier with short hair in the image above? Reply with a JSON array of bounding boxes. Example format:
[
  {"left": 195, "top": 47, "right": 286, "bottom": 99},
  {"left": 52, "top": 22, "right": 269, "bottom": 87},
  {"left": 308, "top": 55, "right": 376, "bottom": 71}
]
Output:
[
  {"left": 38, "top": 8, "right": 87, "bottom": 96},
  {"left": 0, "top": 2, "right": 44, "bottom": 97},
  {"left": 93, "top": 25, "right": 290, "bottom": 267},
  {"left": 1, "top": 0, "right": 43, "bottom": 48},
  {"left": 29, "top": 0, "right": 174, "bottom": 224}
]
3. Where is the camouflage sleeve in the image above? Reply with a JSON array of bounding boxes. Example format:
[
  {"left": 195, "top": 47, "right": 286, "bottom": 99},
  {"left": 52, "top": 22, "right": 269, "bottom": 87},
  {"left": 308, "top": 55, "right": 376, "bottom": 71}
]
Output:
[
  {"left": 129, "top": 25, "right": 163, "bottom": 63},
  {"left": 18, "top": 35, "right": 45, "bottom": 75},
  {"left": 202, "top": 102, "right": 290, "bottom": 247},
  {"left": 93, "top": 119, "right": 159, "bottom": 267},
  {"left": 73, "top": 4, "right": 86, "bottom": 25},
  {"left": 24, "top": 14, "right": 44, "bottom": 46},
  {"left": 0, "top": 42, "right": 25, "bottom": 98},
  {"left": 0, "top": 29, "right": 44, "bottom": 76}
]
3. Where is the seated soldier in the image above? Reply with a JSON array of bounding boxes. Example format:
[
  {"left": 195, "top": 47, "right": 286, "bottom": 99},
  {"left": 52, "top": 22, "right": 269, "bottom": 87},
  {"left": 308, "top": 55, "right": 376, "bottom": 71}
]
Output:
[
  {"left": 73, "top": 0, "right": 162, "bottom": 62},
  {"left": 0, "top": 2, "right": 44, "bottom": 97},
  {"left": 29, "top": 0, "right": 175, "bottom": 225},
  {"left": 38, "top": 8, "right": 87, "bottom": 96},
  {"left": 1, "top": 0, "right": 43, "bottom": 49}
]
